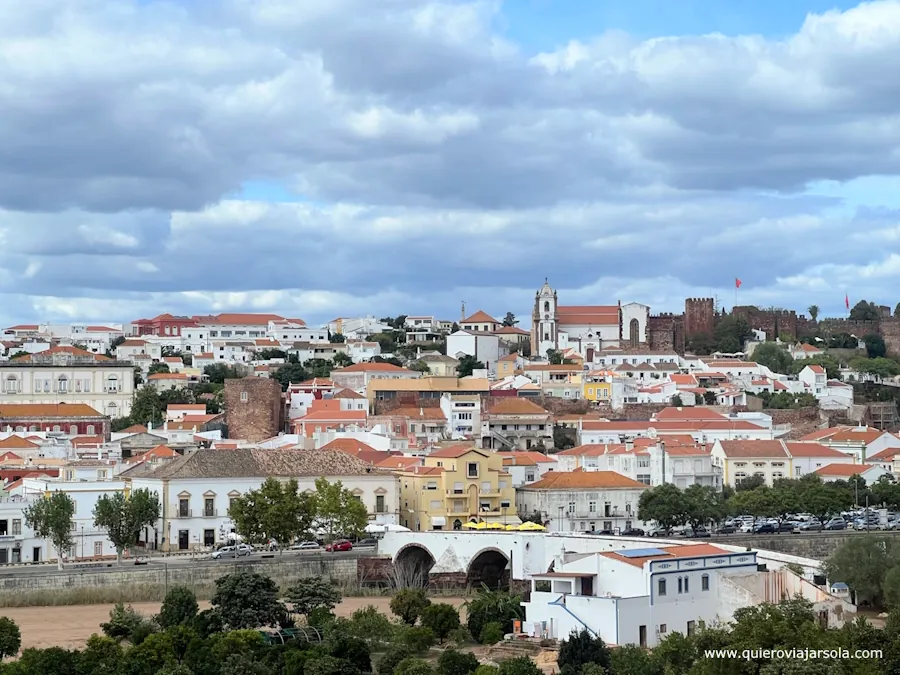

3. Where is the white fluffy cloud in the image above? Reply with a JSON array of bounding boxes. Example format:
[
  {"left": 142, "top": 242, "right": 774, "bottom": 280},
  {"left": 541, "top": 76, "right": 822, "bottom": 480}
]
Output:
[{"left": 0, "top": 0, "right": 898, "bottom": 326}]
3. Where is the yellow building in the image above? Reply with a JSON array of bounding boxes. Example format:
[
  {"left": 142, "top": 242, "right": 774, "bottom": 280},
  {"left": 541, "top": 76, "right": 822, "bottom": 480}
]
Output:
[
  {"left": 497, "top": 353, "right": 518, "bottom": 378},
  {"left": 582, "top": 381, "right": 612, "bottom": 402},
  {"left": 397, "top": 445, "right": 518, "bottom": 531}
]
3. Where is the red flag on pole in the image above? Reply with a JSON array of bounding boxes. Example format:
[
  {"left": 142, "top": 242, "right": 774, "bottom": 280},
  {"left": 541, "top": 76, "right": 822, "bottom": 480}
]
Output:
[
  {"left": 735, "top": 278, "right": 742, "bottom": 289},
  {"left": 845, "top": 294, "right": 850, "bottom": 310}
]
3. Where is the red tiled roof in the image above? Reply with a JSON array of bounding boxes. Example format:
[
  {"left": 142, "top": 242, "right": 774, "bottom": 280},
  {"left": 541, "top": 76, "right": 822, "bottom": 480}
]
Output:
[
  {"left": 0, "top": 436, "right": 38, "bottom": 449},
  {"left": 815, "top": 463, "right": 877, "bottom": 477},
  {"left": 601, "top": 543, "right": 730, "bottom": 568},
  {"left": 717, "top": 440, "right": 788, "bottom": 458},
  {"left": 0, "top": 404, "right": 103, "bottom": 418},
  {"left": 784, "top": 442, "right": 849, "bottom": 458},
  {"left": 334, "top": 362, "right": 409, "bottom": 373},
  {"left": 524, "top": 470, "right": 649, "bottom": 490},
  {"left": 461, "top": 310, "right": 499, "bottom": 325}
]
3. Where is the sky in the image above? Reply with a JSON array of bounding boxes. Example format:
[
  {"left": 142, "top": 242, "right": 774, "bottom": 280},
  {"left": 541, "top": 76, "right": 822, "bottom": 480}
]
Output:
[{"left": 2, "top": 0, "right": 900, "bottom": 329}]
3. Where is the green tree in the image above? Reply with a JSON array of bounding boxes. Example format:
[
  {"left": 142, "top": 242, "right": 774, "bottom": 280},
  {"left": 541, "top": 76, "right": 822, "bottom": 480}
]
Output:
[
  {"left": 801, "top": 480, "right": 852, "bottom": 526},
  {"left": 735, "top": 474, "right": 765, "bottom": 491},
  {"left": 395, "top": 658, "right": 435, "bottom": 675},
  {"left": 713, "top": 315, "right": 753, "bottom": 353},
  {"left": 377, "top": 647, "right": 412, "bottom": 675},
  {"left": 390, "top": 589, "right": 432, "bottom": 625},
  {"left": 497, "top": 657, "right": 542, "bottom": 675},
  {"left": 100, "top": 603, "right": 155, "bottom": 643},
  {"left": 609, "top": 645, "right": 661, "bottom": 675},
  {"left": 331, "top": 332, "right": 347, "bottom": 344},
  {"left": 255, "top": 348, "right": 287, "bottom": 360},
  {"left": 0, "top": 616, "right": 21, "bottom": 660},
  {"left": 204, "top": 363, "right": 244, "bottom": 384},
  {"left": 465, "top": 588, "right": 522, "bottom": 644},
  {"left": 285, "top": 576, "right": 342, "bottom": 620},
  {"left": 23, "top": 491, "right": 75, "bottom": 570},
  {"left": 686, "top": 333, "right": 716, "bottom": 355},
  {"left": 211, "top": 571, "right": 288, "bottom": 630},
  {"left": 501, "top": 313, "right": 518, "bottom": 327},
  {"left": 420, "top": 603, "right": 460, "bottom": 644},
  {"left": 807, "top": 305, "right": 820, "bottom": 321},
  {"left": 883, "top": 566, "right": 900, "bottom": 609},
  {"left": 77, "top": 635, "right": 123, "bottom": 675},
  {"left": 148, "top": 362, "right": 170, "bottom": 376},
  {"left": 92, "top": 488, "right": 161, "bottom": 565},
  {"left": 228, "top": 477, "right": 314, "bottom": 549},
  {"left": 702, "top": 391, "right": 718, "bottom": 405},
  {"left": 823, "top": 535, "right": 897, "bottom": 607},
  {"left": 671, "top": 394, "right": 684, "bottom": 407},
  {"left": 557, "top": 628, "right": 612, "bottom": 675},
  {"left": 312, "top": 478, "right": 368, "bottom": 542},
  {"left": 333, "top": 352, "right": 353, "bottom": 368},
  {"left": 5, "top": 647, "right": 79, "bottom": 675},
  {"left": 752, "top": 342, "right": 794, "bottom": 374},
  {"left": 864, "top": 333, "right": 887, "bottom": 358},
  {"left": 682, "top": 484, "right": 726, "bottom": 530},
  {"left": 851, "top": 356, "right": 900, "bottom": 379},
  {"left": 156, "top": 586, "right": 199, "bottom": 629},
  {"left": 130, "top": 385, "right": 165, "bottom": 425},
  {"left": 638, "top": 483, "right": 690, "bottom": 531},
  {"left": 273, "top": 362, "right": 310, "bottom": 390},
  {"left": 790, "top": 354, "right": 841, "bottom": 380},
  {"left": 456, "top": 355, "right": 485, "bottom": 377},
  {"left": 438, "top": 649, "right": 479, "bottom": 675},
  {"left": 849, "top": 300, "right": 881, "bottom": 322}
]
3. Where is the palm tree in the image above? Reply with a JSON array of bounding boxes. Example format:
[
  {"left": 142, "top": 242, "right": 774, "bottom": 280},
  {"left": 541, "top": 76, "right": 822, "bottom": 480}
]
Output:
[{"left": 807, "top": 305, "right": 820, "bottom": 321}]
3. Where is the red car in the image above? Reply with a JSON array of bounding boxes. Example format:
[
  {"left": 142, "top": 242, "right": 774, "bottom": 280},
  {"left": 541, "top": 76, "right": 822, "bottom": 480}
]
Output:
[{"left": 325, "top": 540, "right": 353, "bottom": 552}]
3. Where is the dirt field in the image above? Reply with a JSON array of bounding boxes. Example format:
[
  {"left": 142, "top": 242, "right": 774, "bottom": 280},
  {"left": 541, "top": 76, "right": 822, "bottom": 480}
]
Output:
[{"left": 1, "top": 596, "right": 467, "bottom": 651}]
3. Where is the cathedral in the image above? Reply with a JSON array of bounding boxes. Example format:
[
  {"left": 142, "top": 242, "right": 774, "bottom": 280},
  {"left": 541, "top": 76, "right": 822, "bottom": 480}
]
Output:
[{"left": 530, "top": 280, "right": 650, "bottom": 361}]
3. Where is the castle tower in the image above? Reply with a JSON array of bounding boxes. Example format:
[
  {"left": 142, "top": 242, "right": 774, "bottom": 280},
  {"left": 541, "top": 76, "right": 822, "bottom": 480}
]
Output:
[{"left": 532, "top": 279, "right": 559, "bottom": 358}]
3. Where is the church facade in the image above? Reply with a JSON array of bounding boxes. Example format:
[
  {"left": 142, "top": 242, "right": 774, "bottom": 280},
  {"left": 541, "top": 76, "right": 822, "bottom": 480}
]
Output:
[{"left": 530, "top": 280, "right": 650, "bottom": 361}]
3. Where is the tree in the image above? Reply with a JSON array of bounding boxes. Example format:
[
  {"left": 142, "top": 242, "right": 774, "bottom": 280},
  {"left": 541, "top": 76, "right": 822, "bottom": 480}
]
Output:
[
  {"left": 456, "top": 355, "right": 485, "bottom": 377},
  {"left": 204, "top": 363, "right": 244, "bottom": 384},
  {"left": 148, "top": 362, "right": 170, "bottom": 376},
  {"left": 735, "top": 474, "right": 766, "bottom": 492},
  {"left": 331, "top": 332, "right": 347, "bottom": 344},
  {"left": 24, "top": 491, "right": 75, "bottom": 570},
  {"left": 851, "top": 356, "right": 900, "bottom": 379},
  {"left": 273, "top": 362, "right": 309, "bottom": 390},
  {"left": 501, "top": 313, "right": 517, "bottom": 327},
  {"left": 78, "top": 635, "right": 123, "bottom": 675},
  {"left": 395, "top": 658, "right": 436, "bottom": 675},
  {"left": 558, "top": 628, "right": 612, "bottom": 675},
  {"left": 312, "top": 478, "right": 369, "bottom": 542},
  {"left": 0, "top": 616, "right": 21, "bottom": 660},
  {"left": 497, "top": 657, "right": 542, "bottom": 675},
  {"left": 285, "top": 576, "right": 342, "bottom": 620},
  {"left": 686, "top": 333, "right": 716, "bottom": 356},
  {"left": 6, "top": 647, "right": 80, "bottom": 675},
  {"left": 333, "top": 352, "right": 353, "bottom": 368},
  {"left": 228, "top": 477, "right": 314, "bottom": 549},
  {"left": 791, "top": 354, "right": 841, "bottom": 380},
  {"left": 713, "top": 315, "right": 753, "bottom": 353},
  {"left": 801, "top": 480, "right": 852, "bottom": 527},
  {"left": 156, "top": 586, "right": 199, "bottom": 630},
  {"left": 438, "top": 649, "right": 479, "bottom": 675},
  {"left": 408, "top": 360, "right": 430, "bottom": 373},
  {"left": 378, "top": 647, "right": 413, "bottom": 675},
  {"left": 100, "top": 603, "right": 154, "bottom": 643},
  {"left": 546, "top": 349, "right": 563, "bottom": 365},
  {"left": 849, "top": 300, "right": 881, "bottom": 322},
  {"left": 752, "top": 342, "right": 793, "bottom": 374},
  {"left": 864, "top": 334, "right": 887, "bottom": 358},
  {"left": 671, "top": 394, "right": 684, "bottom": 407},
  {"left": 682, "top": 485, "right": 726, "bottom": 530},
  {"left": 130, "top": 385, "right": 165, "bottom": 426},
  {"left": 420, "top": 603, "right": 460, "bottom": 644},
  {"left": 807, "top": 305, "right": 820, "bottom": 322},
  {"left": 92, "top": 488, "right": 161, "bottom": 565},
  {"left": 390, "top": 589, "right": 432, "bottom": 625},
  {"left": 884, "top": 566, "right": 900, "bottom": 609},
  {"left": 702, "top": 391, "right": 717, "bottom": 405},
  {"left": 638, "top": 483, "right": 690, "bottom": 531},
  {"left": 255, "top": 348, "right": 287, "bottom": 360},
  {"left": 211, "top": 571, "right": 288, "bottom": 629},
  {"left": 823, "top": 536, "right": 898, "bottom": 607},
  {"left": 465, "top": 588, "right": 522, "bottom": 644}
]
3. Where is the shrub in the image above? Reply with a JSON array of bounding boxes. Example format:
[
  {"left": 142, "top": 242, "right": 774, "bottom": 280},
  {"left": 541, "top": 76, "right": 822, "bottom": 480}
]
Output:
[
  {"left": 0, "top": 616, "right": 21, "bottom": 660},
  {"left": 498, "top": 657, "right": 542, "bottom": 675},
  {"left": 286, "top": 577, "right": 343, "bottom": 620},
  {"left": 394, "top": 658, "right": 437, "bottom": 675},
  {"left": 479, "top": 622, "right": 504, "bottom": 645},
  {"left": 557, "top": 629, "right": 612, "bottom": 675},
  {"left": 447, "top": 627, "right": 471, "bottom": 646},
  {"left": 305, "top": 655, "right": 360, "bottom": 675},
  {"left": 157, "top": 586, "right": 199, "bottom": 630},
  {"left": 465, "top": 589, "right": 521, "bottom": 644},
  {"left": 391, "top": 589, "right": 432, "bottom": 625},
  {"left": 474, "top": 667, "right": 499, "bottom": 675},
  {"left": 327, "top": 631, "right": 372, "bottom": 673},
  {"left": 438, "top": 648, "right": 480, "bottom": 675},
  {"left": 378, "top": 646, "right": 412, "bottom": 675},
  {"left": 346, "top": 605, "right": 396, "bottom": 644},
  {"left": 420, "top": 604, "right": 461, "bottom": 644},
  {"left": 402, "top": 626, "right": 435, "bottom": 653},
  {"left": 211, "top": 571, "right": 288, "bottom": 630},
  {"left": 100, "top": 603, "right": 155, "bottom": 643}
]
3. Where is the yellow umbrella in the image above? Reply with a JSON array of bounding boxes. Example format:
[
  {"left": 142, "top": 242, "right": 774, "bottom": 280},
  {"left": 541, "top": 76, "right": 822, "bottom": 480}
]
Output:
[
  {"left": 461, "top": 522, "right": 480, "bottom": 529},
  {"left": 485, "top": 522, "right": 506, "bottom": 530},
  {"left": 518, "top": 521, "right": 546, "bottom": 531},
  {"left": 472, "top": 521, "right": 488, "bottom": 529},
  {"left": 504, "top": 524, "right": 518, "bottom": 530}
]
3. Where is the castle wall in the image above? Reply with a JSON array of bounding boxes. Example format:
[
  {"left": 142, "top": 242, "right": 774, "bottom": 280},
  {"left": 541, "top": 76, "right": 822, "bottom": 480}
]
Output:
[{"left": 684, "top": 298, "right": 715, "bottom": 337}]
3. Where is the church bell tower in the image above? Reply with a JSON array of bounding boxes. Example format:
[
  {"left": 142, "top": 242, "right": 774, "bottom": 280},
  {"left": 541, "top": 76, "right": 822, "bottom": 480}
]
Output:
[{"left": 532, "top": 279, "right": 558, "bottom": 358}]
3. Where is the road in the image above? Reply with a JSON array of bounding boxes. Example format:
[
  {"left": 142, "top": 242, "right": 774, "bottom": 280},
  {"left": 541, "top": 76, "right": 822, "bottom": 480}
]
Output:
[{"left": 0, "top": 547, "right": 374, "bottom": 577}]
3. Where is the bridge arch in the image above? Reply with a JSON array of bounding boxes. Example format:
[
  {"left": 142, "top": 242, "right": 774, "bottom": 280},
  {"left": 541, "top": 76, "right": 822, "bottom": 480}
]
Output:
[
  {"left": 467, "top": 547, "right": 510, "bottom": 590},
  {"left": 393, "top": 543, "right": 436, "bottom": 588}
]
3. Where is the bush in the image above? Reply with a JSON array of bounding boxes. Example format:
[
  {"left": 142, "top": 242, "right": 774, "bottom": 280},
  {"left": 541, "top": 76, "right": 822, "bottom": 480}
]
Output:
[
  {"left": 286, "top": 577, "right": 343, "bottom": 620},
  {"left": 474, "top": 667, "right": 499, "bottom": 675},
  {"left": 465, "top": 590, "right": 521, "bottom": 644},
  {"left": 100, "top": 603, "right": 155, "bottom": 643},
  {"left": 438, "top": 648, "right": 480, "bottom": 675},
  {"left": 212, "top": 571, "right": 288, "bottom": 630},
  {"left": 391, "top": 589, "right": 432, "bottom": 625},
  {"left": 157, "top": 586, "right": 199, "bottom": 630},
  {"left": 479, "top": 622, "right": 504, "bottom": 645},
  {"left": 306, "top": 655, "right": 360, "bottom": 675},
  {"left": 420, "top": 604, "right": 461, "bottom": 644},
  {"left": 557, "top": 629, "right": 612, "bottom": 675},
  {"left": 498, "top": 657, "right": 542, "bottom": 675},
  {"left": 327, "top": 631, "right": 372, "bottom": 673},
  {"left": 378, "top": 647, "right": 412, "bottom": 675},
  {"left": 447, "top": 627, "right": 471, "bottom": 646},
  {"left": 394, "top": 658, "right": 436, "bottom": 675},
  {"left": 0, "top": 616, "right": 21, "bottom": 660},
  {"left": 402, "top": 626, "right": 435, "bottom": 653},
  {"left": 346, "top": 605, "right": 396, "bottom": 644}
]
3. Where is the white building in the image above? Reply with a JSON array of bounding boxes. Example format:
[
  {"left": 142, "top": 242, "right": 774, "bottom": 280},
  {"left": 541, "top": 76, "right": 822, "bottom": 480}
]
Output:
[
  {"left": 516, "top": 470, "right": 650, "bottom": 533},
  {"left": 439, "top": 393, "right": 482, "bottom": 440},
  {"left": 0, "top": 346, "right": 136, "bottom": 418},
  {"left": 116, "top": 340, "right": 163, "bottom": 362},
  {"left": 446, "top": 330, "right": 505, "bottom": 374},
  {"left": 798, "top": 365, "right": 827, "bottom": 397},
  {"left": 814, "top": 463, "right": 893, "bottom": 484},
  {"left": 579, "top": 418, "right": 774, "bottom": 446},
  {"left": 127, "top": 447, "right": 400, "bottom": 552},
  {"left": 0, "top": 496, "right": 44, "bottom": 564},
  {"left": 497, "top": 451, "right": 558, "bottom": 487},
  {"left": 522, "top": 543, "right": 760, "bottom": 647},
  {"left": 328, "top": 316, "right": 393, "bottom": 340}
]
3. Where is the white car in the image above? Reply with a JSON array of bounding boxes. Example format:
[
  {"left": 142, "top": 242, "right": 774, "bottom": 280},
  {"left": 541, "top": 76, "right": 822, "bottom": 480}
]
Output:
[
  {"left": 211, "top": 543, "right": 253, "bottom": 559},
  {"left": 290, "top": 541, "right": 321, "bottom": 551}
]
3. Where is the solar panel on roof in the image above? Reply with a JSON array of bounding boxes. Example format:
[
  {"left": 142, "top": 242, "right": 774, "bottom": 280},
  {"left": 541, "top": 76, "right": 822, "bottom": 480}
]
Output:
[{"left": 617, "top": 548, "right": 670, "bottom": 558}]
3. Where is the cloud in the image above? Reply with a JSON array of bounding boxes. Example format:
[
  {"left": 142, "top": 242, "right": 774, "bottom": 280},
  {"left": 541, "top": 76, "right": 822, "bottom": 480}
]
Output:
[{"left": 0, "top": 0, "right": 898, "bottom": 327}]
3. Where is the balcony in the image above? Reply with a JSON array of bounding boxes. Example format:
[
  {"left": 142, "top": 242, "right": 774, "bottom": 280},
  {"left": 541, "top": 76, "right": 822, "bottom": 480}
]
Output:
[
  {"left": 173, "top": 507, "right": 192, "bottom": 518},
  {"left": 202, "top": 508, "right": 218, "bottom": 518},
  {"left": 447, "top": 489, "right": 465, "bottom": 496}
]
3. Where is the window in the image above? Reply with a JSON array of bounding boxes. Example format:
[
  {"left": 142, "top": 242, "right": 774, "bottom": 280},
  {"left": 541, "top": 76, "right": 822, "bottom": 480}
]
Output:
[
  {"left": 678, "top": 577, "right": 683, "bottom": 594},
  {"left": 430, "top": 500, "right": 442, "bottom": 510},
  {"left": 57, "top": 376, "right": 68, "bottom": 393},
  {"left": 106, "top": 402, "right": 117, "bottom": 417},
  {"left": 659, "top": 624, "right": 667, "bottom": 634},
  {"left": 567, "top": 501, "right": 575, "bottom": 513},
  {"left": 204, "top": 498, "right": 215, "bottom": 517},
  {"left": 69, "top": 425, "right": 78, "bottom": 435},
  {"left": 501, "top": 500, "right": 510, "bottom": 509},
  {"left": 467, "top": 462, "right": 478, "bottom": 478},
  {"left": 658, "top": 579, "right": 666, "bottom": 596},
  {"left": 86, "top": 425, "right": 95, "bottom": 435},
  {"left": 106, "top": 376, "right": 119, "bottom": 393},
  {"left": 795, "top": 467, "right": 802, "bottom": 477},
  {"left": 4, "top": 376, "right": 17, "bottom": 394},
  {"left": 702, "top": 574, "right": 710, "bottom": 591},
  {"left": 94, "top": 541, "right": 103, "bottom": 556},
  {"left": 12, "top": 520, "right": 21, "bottom": 535},
  {"left": 589, "top": 501, "right": 596, "bottom": 513},
  {"left": 179, "top": 498, "right": 190, "bottom": 518},
  {"left": 53, "top": 425, "right": 61, "bottom": 432},
  {"left": 525, "top": 471, "right": 536, "bottom": 482},
  {"left": 84, "top": 379, "right": 90, "bottom": 393},
  {"left": 43, "top": 380, "right": 50, "bottom": 393},
  {"left": 97, "top": 470, "right": 108, "bottom": 481},
  {"left": 240, "top": 391, "right": 249, "bottom": 402},
  {"left": 687, "top": 620, "right": 696, "bottom": 636},
  {"left": 684, "top": 576, "right": 689, "bottom": 592},
  {"left": 376, "top": 495, "right": 385, "bottom": 513}
]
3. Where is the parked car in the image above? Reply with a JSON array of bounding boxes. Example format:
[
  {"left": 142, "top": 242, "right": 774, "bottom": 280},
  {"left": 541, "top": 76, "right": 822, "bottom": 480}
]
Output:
[
  {"left": 290, "top": 541, "right": 321, "bottom": 551},
  {"left": 211, "top": 543, "right": 253, "bottom": 559},
  {"left": 325, "top": 540, "right": 353, "bottom": 552},
  {"left": 753, "top": 523, "right": 777, "bottom": 534},
  {"left": 777, "top": 521, "right": 799, "bottom": 533},
  {"left": 649, "top": 527, "right": 671, "bottom": 537},
  {"left": 355, "top": 538, "right": 378, "bottom": 547},
  {"left": 715, "top": 524, "right": 737, "bottom": 535},
  {"left": 824, "top": 519, "right": 846, "bottom": 531},
  {"left": 620, "top": 528, "right": 646, "bottom": 537},
  {"left": 689, "top": 527, "right": 712, "bottom": 538},
  {"left": 798, "top": 520, "right": 822, "bottom": 531}
]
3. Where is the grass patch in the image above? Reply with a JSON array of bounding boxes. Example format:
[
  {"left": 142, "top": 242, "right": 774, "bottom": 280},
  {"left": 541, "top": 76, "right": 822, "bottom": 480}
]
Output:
[{"left": 0, "top": 583, "right": 218, "bottom": 608}]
